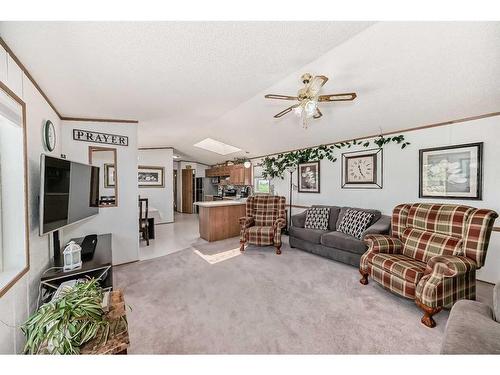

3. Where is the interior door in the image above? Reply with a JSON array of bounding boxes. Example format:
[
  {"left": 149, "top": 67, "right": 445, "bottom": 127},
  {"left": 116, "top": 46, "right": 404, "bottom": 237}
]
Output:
[{"left": 182, "top": 169, "right": 194, "bottom": 213}]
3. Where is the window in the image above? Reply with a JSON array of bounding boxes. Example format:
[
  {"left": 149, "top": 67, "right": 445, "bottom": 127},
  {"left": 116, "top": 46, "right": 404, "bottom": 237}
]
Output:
[
  {"left": 0, "top": 84, "right": 29, "bottom": 297},
  {"left": 254, "top": 178, "right": 271, "bottom": 194}
]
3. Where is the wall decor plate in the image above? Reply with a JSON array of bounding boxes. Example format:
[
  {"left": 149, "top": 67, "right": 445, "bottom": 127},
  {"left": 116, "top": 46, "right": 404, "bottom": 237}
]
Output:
[
  {"left": 298, "top": 161, "right": 320, "bottom": 193},
  {"left": 419, "top": 142, "right": 483, "bottom": 200},
  {"left": 138, "top": 165, "right": 165, "bottom": 188},
  {"left": 342, "top": 148, "right": 383, "bottom": 189}
]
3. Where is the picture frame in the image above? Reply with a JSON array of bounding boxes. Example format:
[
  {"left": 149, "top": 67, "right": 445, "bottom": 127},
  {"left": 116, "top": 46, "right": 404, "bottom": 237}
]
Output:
[
  {"left": 298, "top": 161, "right": 320, "bottom": 193},
  {"left": 104, "top": 163, "right": 116, "bottom": 188},
  {"left": 342, "top": 148, "right": 383, "bottom": 189},
  {"left": 419, "top": 142, "right": 483, "bottom": 200},
  {"left": 138, "top": 165, "right": 165, "bottom": 188}
]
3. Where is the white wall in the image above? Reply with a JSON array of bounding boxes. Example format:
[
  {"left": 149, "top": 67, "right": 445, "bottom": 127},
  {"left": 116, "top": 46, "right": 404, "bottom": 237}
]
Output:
[
  {"left": 138, "top": 148, "right": 174, "bottom": 223},
  {"left": 61, "top": 121, "right": 139, "bottom": 266},
  {"left": 0, "top": 43, "right": 62, "bottom": 354},
  {"left": 267, "top": 116, "right": 500, "bottom": 283}
]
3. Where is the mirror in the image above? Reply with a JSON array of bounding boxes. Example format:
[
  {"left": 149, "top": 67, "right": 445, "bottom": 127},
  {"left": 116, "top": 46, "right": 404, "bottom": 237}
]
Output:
[
  {"left": 89, "top": 146, "right": 118, "bottom": 207},
  {"left": 0, "top": 83, "right": 29, "bottom": 297}
]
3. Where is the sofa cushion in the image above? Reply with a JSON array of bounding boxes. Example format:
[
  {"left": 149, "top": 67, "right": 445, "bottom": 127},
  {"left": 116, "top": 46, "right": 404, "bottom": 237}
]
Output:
[
  {"left": 337, "top": 208, "right": 374, "bottom": 239},
  {"left": 401, "top": 227, "right": 463, "bottom": 263},
  {"left": 289, "top": 226, "right": 329, "bottom": 244},
  {"left": 304, "top": 207, "right": 330, "bottom": 230},
  {"left": 312, "top": 205, "right": 341, "bottom": 230},
  {"left": 407, "top": 203, "right": 474, "bottom": 237},
  {"left": 320, "top": 231, "right": 367, "bottom": 255},
  {"left": 336, "top": 206, "right": 381, "bottom": 229},
  {"left": 369, "top": 253, "right": 426, "bottom": 284}
]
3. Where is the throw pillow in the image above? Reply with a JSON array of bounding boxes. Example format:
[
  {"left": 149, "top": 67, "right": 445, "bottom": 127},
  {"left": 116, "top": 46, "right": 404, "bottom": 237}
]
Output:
[
  {"left": 304, "top": 207, "right": 330, "bottom": 230},
  {"left": 337, "top": 208, "right": 374, "bottom": 239}
]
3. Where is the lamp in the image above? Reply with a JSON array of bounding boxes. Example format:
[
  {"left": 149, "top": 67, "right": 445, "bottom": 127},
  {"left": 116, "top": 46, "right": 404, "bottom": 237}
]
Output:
[{"left": 243, "top": 160, "right": 251, "bottom": 168}]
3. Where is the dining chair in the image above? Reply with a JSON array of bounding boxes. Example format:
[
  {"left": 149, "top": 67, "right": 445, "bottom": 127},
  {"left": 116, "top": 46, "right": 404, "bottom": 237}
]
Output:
[{"left": 139, "top": 197, "right": 150, "bottom": 246}]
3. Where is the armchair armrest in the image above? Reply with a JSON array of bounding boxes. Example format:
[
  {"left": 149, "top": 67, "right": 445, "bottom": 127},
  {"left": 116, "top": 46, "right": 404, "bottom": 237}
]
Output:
[
  {"left": 274, "top": 217, "right": 286, "bottom": 230},
  {"left": 361, "top": 215, "right": 391, "bottom": 240},
  {"left": 291, "top": 210, "right": 307, "bottom": 228},
  {"left": 239, "top": 217, "right": 255, "bottom": 229},
  {"left": 425, "top": 255, "right": 477, "bottom": 278},
  {"left": 364, "top": 234, "right": 402, "bottom": 254}
]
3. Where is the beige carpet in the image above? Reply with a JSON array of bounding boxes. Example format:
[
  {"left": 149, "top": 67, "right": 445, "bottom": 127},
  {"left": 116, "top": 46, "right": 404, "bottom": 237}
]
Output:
[{"left": 113, "top": 237, "right": 492, "bottom": 354}]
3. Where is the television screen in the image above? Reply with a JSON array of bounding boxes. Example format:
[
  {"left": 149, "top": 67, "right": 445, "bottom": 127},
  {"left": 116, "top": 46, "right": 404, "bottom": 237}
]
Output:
[{"left": 40, "top": 155, "right": 99, "bottom": 235}]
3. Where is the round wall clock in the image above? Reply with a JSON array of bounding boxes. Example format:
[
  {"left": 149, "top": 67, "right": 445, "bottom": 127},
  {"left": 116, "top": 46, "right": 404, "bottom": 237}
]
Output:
[{"left": 43, "top": 120, "right": 56, "bottom": 152}]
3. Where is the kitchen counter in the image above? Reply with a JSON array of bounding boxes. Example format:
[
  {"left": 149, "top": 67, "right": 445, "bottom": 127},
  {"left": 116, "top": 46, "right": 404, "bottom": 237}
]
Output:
[
  {"left": 195, "top": 200, "right": 246, "bottom": 208},
  {"left": 195, "top": 200, "right": 247, "bottom": 241}
]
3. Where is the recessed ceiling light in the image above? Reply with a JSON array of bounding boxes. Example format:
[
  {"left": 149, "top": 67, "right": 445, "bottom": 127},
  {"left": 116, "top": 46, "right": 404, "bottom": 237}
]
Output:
[{"left": 193, "top": 138, "right": 241, "bottom": 155}]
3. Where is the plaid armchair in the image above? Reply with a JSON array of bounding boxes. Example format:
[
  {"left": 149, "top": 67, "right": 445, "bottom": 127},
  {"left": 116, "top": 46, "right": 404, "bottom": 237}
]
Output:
[
  {"left": 239, "top": 196, "right": 286, "bottom": 254},
  {"left": 360, "top": 203, "right": 498, "bottom": 327}
]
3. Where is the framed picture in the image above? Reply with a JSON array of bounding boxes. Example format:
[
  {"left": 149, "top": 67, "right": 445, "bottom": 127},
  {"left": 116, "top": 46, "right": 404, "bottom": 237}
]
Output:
[
  {"left": 342, "top": 148, "right": 383, "bottom": 189},
  {"left": 104, "top": 163, "right": 116, "bottom": 188},
  {"left": 419, "top": 142, "right": 483, "bottom": 200},
  {"left": 298, "top": 161, "right": 320, "bottom": 193},
  {"left": 138, "top": 166, "right": 165, "bottom": 188}
]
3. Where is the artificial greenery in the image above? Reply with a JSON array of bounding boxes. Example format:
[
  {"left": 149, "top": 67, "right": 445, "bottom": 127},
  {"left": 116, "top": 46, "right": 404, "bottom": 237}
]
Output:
[
  {"left": 22, "top": 278, "right": 110, "bottom": 355},
  {"left": 261, "top": 135, "right": 410, "bottom": 179}
]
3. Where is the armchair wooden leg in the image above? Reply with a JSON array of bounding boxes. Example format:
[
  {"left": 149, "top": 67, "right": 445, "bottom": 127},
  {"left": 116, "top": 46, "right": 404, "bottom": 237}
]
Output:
[
  {"left": 415, "top": 300, "right": 442, "bottom": 328},
  {"left": 275, "top": 245, "right": 281, "bottom": 255},
  {"left": 240, "top": 241, "right": 245, "bottom": 252},
  {"left": 359, "top": 269, "right": 369, "bottom": 285}
]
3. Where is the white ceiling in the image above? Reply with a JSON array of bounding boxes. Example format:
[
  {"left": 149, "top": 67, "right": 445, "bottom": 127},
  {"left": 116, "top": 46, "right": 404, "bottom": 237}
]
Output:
[{"left": 1, "top": 21, "right": 500, "bottom": 165}]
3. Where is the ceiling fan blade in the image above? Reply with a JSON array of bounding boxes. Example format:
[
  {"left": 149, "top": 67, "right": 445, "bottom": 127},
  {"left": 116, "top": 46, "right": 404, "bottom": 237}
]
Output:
[
  {"left": 306, "top": 75, "right": 329, "bottom": 96},
  {"left": 265, "top": 94, "right": 298, "bottom": 101},
  {"left": 274, "top": 104, "right": 299, "bottom": 118},
  {"left": 318, "top": 93, "right": 357, "bottom": 102},
  {"left": 313, "top": 107, "right": 322, "bottom": 119}
]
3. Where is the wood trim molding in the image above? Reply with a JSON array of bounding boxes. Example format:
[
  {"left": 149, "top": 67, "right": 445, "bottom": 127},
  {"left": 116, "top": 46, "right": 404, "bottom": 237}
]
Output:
[
  {"left": 0, "top": 36, "right": 139, "bottom": 124},
  {"left": 88, "top": 146, "right": 119, "bottom": 208},
  {"left": 249, "top": 111, "right": 500, "bottom": 161},
  {"left": 138, "top": 146, "right": 174, "bottom": 151},
  {"left": 61, "top": 116, "right": 138, "bottom": 124},
  {"left": 0, "top": 80, "right": 30, "bottom": 298}
]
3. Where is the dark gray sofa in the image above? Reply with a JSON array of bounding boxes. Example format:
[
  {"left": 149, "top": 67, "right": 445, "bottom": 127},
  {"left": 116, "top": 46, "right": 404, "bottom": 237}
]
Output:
[
  {"left": 441, "top": 283, "right": 500, "bottom": 354},
  {"left": 289, "top": 205, "right": 391, "bottom": 267}
]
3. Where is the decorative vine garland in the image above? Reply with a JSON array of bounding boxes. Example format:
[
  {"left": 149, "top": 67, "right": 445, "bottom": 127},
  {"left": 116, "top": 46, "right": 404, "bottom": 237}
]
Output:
[{"left": 261, "top": 135, "right": 410, "bottom": 179}]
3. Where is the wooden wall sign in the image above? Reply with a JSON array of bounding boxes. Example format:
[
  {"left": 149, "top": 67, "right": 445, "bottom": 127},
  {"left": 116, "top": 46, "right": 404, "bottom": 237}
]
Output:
[{"left": 73, "top": 129, "right": 129, "bottom": 146}]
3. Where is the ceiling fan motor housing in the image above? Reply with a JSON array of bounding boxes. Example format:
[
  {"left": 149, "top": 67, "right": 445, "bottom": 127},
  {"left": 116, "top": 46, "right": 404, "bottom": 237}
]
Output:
[{"left": 301, "top": 73, "right": 312, "bottom": 84}]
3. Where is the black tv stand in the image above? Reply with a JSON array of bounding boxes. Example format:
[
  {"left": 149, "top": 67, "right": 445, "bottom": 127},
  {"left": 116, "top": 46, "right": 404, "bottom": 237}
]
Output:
[{"left": 40, "top": 233, "right": 113, "bottom": 306}]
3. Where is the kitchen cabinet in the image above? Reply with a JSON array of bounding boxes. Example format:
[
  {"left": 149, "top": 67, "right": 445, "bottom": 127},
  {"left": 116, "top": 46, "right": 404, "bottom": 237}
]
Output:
[{"left": 205, "top": 164, "right": 253, "bottom": 185}]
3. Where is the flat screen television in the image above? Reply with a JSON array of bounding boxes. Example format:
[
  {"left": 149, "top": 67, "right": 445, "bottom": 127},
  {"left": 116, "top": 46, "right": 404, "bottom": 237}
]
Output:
[{"left": 39, "top": 154, "right": 100, "bottom": 235}]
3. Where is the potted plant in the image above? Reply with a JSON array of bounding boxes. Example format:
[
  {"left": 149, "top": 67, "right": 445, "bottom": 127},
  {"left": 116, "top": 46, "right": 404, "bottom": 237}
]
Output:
[{"left": 22, "top": 278, "right": 110, "bottom": 354}]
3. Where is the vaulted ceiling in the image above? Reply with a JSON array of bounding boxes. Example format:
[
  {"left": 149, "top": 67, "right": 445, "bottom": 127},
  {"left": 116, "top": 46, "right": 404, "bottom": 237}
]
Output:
[{"left": 1, "top": 21, "right": 499, "bottom": 164}]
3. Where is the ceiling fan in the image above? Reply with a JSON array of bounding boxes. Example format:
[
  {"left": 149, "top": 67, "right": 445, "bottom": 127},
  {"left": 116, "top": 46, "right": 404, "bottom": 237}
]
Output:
[{"left": 264, "top": 73, "right": 357, "bottom": 128}]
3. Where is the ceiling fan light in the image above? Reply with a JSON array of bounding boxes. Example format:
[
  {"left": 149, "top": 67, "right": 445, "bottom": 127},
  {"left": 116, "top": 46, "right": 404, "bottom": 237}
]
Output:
[
  {"left": 304, "top": 100, "right": 317, "bottom": 117},
  {"left": 293, "top": 106, "right": 303, "bottom": 117}
]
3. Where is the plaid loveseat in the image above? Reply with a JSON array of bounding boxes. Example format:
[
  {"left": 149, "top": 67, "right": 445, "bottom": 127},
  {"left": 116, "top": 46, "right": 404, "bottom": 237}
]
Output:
[
  {"left": 360, "top": 203, "right": 498, "bottom": 327},
  {"left": 239, "top": 196, "right": 286, "bottom": 254}
]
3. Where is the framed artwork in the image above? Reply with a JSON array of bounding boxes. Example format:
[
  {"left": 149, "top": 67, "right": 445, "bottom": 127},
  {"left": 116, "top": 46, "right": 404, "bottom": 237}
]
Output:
[
  {"left": 342, "top": 148, "right": 383, "bottom": 189},
  {"left": 298, "top": 161, "right": 320, "bottom": 193},
  {"left": 138, "top": 165, "right": 165, "bottom": 188},
  {"left": 419, "top": 142, "right": 483, "bottom": 200},
  {"left": 104, "top": 163, "right": 116, "bottom": 188}
]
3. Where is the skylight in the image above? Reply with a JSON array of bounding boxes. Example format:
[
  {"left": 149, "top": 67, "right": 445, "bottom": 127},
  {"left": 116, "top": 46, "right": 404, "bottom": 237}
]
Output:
[{"left": 193, "top": 138, "right": 241, "bottom": 155}]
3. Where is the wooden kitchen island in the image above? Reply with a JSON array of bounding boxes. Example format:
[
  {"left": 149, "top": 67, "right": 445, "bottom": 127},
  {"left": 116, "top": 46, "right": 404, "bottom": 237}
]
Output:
[{"left": 194, "top": 200, "right": 246, "bottom": 242}]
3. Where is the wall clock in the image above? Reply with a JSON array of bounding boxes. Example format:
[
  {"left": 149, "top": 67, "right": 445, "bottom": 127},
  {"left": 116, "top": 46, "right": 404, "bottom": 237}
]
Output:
[
  {"left": 341, "top": 148, "right": 383, "bottom": 189},
  {"left": 43, "top": 120, "right": 56, "bottom": 152}
]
